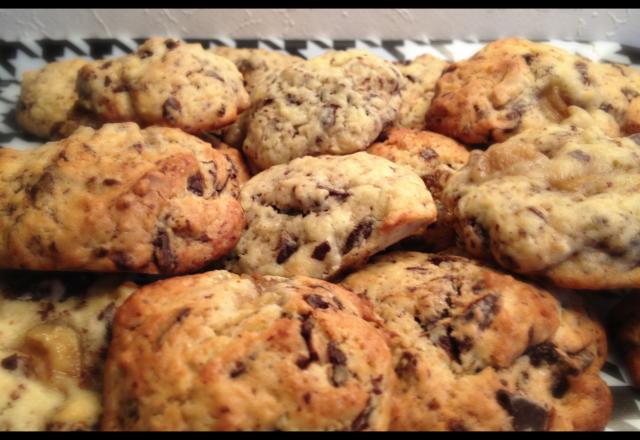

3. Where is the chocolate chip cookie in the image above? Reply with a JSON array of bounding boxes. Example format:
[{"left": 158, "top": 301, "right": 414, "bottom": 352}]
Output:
[
  {"left": 367, "top": 127, "right": 469, "bottom": 250},
  {"left": 227, "top": 152, "right": 436, "bottom": 279},
  {"left": 394, "top": 54, "right": 450, "bottom": 130},
  {"left": 243, "top": 50, "right": 404, "bottom": 170},
  {"left": 341, "top": 251, "right": 611, "bottom": 431},
  {"left": 609, "top": 294, "right": 640, "bottom": 388},
  {"left": 427, "top": 38, "right": 640, "bottom": 145},
  {"left": 210, "top": 47, "right": 303, "bottom": 148},
  {"left": 444, "top": 108, "right": 640, "bottom": 289},
  {"left": 76, "top": 38, "right": 250, "bottom": 134},
  {"left": 16, "top": 59, "right": 100, "bottom": 139},
  {"left": 102, "top": 271, "right": 393, "bottom": 430},
  {"left": 0, "top": 272, "right": 137, "bottom": 430},
  {"left": 0, "top": 123, "right": 245, "bottom": 273}
]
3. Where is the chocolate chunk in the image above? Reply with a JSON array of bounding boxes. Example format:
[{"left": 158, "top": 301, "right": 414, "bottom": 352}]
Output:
[
  {"left": 526, "top": 342, "right": 560, "bottom": 367},
  {"left": 599, "top": 103, "right": 614, "bottom": 113},
  {"left": 438, "top": 327, "right": 471, "bottom": 364},
  {"left": 230, "top": 361, "right": 246, "bottom": 378},
  {"left": 551, "top": 374, "right": 570, "bottom": 398},
  {"left": 343, "top": 219, "right": 374, "bottom": 254},
  {"left": 320, "top": 104, "right": 340, "bottom": 128},
  {"left": 175, "top": 307, "right": 191, "bottom": 323},
  {"left": 463, "top": 294, "right": 499, "bottom": 330},
  {"left": 153, "top": 229, "right": 177, "bottom": 273},
  {"left": 311, "top": 242, "right": 331, "bottom": 260},
  {"left": 374, "top": 130, "right": 389, "bottom": 143},
  {"left": 113, "top": 84, "right": 130, "bottom": 93},
  {"left": 568, "top": 149, "right": 591, "bottom": 162},
  {"left": 304, "top": 294, "right": 330, "bottom": 309},
  {"left": 327, "top": 341, "right": 349, "bottom": 387},
  {"left": 296, "top": 314, "right": 318, "bottom": 369},
  {"left": 622, "top": 87, "right": 639, "bottom": 100},
  {"left": 162, "top": 96, "right": 182, "bottom": 122},
  {"left": 38, "top": 302, "right": 55, "bottom": 321},
  {"left": 164, "top": 39, "right": 179, "bottom": 49},
  {"left": 1, "top": 354, "right": 19, "bottom": 371},
  {"left": 132, "top": 143, "right": 143, "bottom": 153},
  {"left": 466, "top": 218, "right": 489, "bottom": 250},
  {"left": 327, "top": 341, "right": 347, "bottom": 365},
  {"left": 523, "top": 54, "right": 535, "bottom": 65},
  {"left": 528, "top": 206, "right": 546, "bottom": 220},
  {"left": 111, "top": 251, "right": 133, "bottom": 271},
  {"left": 28, "top": 172, "right": 55, "bottom": 202},
  {"left": 217, "top": 105, "right": 226, "bottom": 117},
  {"left": 447, "top": 420, "right": 467, "bottom": 431},
  {"left": 104, "top": 76, "right": 112, "bottom": 87},
  {"left": 103, "top": 178, "right": 120, "bottom": 186},
  {"left": 139, "top": 49, "right": 153, "bottom": 59},
  {"left": 394, "top": 351, "right": 417, "bottom": 379},
  {"left": 317, "top": 185, "right": 351, "bottom": 201},
  {"left": 303, "top": 393, "right": 311, "bottom": 404},
  {"left": 276, "top": 234, "right": 299, "bottom": 264},
  {"left": 100, "top": 61, "right": 112, "bottom": 70},
  {"left": 496, "top": 390, "right": 549, "bottom": 431},
  {"left": 351, "top": 397, "right": 373, "bottom": 431},
  {"left": 187, "top": 172, "right": 205, "bottom": 196},
  {"left": 371, "top": 375, "right": 384, "bottom": 395},
  {"left": 419, "top": 148, "right": 439, "bottom": 161},
  {"left": 98, "top": 302, "right": 116, "bottom": 322},
  {"left": 574, "top": 61, "right": 591, "bottom": 85}
]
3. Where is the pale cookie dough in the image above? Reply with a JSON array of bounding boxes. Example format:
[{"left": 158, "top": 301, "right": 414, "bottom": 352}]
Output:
[
  {"left": 76, "top": 38, "right": 250, "bottom": 134},
  {"left": 443, "top": 108, "right": 640, "bottom": 289},
  {"left": 243, "top": 50, "right": 404, "bottom": 170},
  {"left": 16, "top": 59, "right": 100, "bottom": 140},
  {"left": 394, "top": 54, "right": 450, "bottom": 130},
  {"left": 0, "top": 272, "right": 137, "bottom": 431}
]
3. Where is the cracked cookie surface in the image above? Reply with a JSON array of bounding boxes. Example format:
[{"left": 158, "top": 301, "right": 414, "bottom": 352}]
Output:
[
  {"left": 76, "top": 38, "right": 249, "bottom": 134},
  {"left": 102, "top": 271, "right": 393, "bottom": 431},
  {"left": 367, "top": 128, "right": 469, "bottom": 250},
  {"left": 443, "top": 109, "right": 640, "bottom": 289},
  {"left": 243, "top": 50, "right": 403, "bottom": 170},
  {"left": 0, "top": 123, "right": 244, "bottom": 273},
  {"left": 427, "top": 38, "right": 640, "bottom": 145},
  {"left": 227, "top": 152, "right": 436, "bottom": 279},
  {"left": 16, "top": 59, "right": 100, "bottom": 140},
  {"left": 341, "top": 251, "right": 611, "bottom": 431}
]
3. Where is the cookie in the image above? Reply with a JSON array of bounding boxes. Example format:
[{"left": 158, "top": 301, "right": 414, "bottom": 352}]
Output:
[
  {"left": 243, "top": 50, "right": 404, "bottom": 170},
  {"left": 341, "top": 251, "right": 611, "bottom": 431},
  {"left": 609, "top": 294, "right": 640, "bottom": 388},
  {"left": 442, "top": 108, "right": 640, "bottom": 289},
  {"left": 0, "top": 272, "right": 137, "bottom": 431},
  {"left": 394, "top": 54, "right": 450, "bottom": 130},
  {"left": 200, "top": 133, "right": 251, "bottom": 184},
  {"left": 101, "top": 271, "right": 393, "bottom": 431},
  {"left": 76, "top": 38, "right": 250, "bottom": 134},
  {"left": 210, "top": 47, "right": 303, "bottom": 148},
  {"left": 16, "top": 59, "right": 100, "bottom": 140},
  {"left": 227, "top": 152, "right": 436, "bottom": 280},
  {"left": 0, "top": 123, "right": 245, "bottom": 273},
  {"left": 367, "top": 127, "right": 469, "bottom": 250},
  {"left": 427, "top": 38, "right": 640, "bottom": 145}
]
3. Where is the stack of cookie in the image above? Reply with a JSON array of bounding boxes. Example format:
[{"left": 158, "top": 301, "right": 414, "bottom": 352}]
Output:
[{"left": 1, "top": 36, "right": 638, "bottom": 431}]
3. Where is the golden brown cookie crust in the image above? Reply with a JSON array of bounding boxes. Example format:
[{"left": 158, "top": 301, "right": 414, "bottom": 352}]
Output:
[
  {"left": 0, "top": 123, "right": 245, "bottom": 274},
  {"left": 427, "top": 38, "right": 640, "bottom": 145},
  {"left": 341, "top": 251, "right": 612, "bottom": 431},
  {"left": 102, "top": 271, "right": 394, "bottom": 431}
]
